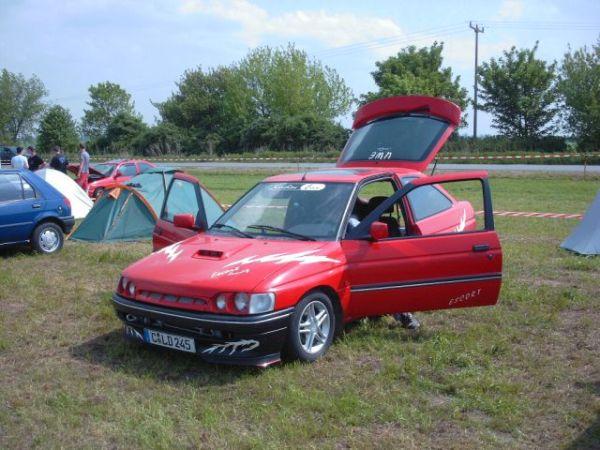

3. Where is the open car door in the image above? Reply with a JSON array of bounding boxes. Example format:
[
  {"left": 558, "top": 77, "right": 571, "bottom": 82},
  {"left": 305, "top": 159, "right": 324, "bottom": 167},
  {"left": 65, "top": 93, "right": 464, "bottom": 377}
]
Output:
[
  {"left": 342, "top": 171, "right": 502, "bottom": 319},
  {"left": 336, "top": 95, "right": 461, "bottom": 172},
  {"left": 152, "top": 173, "right": 224, "bottom": 251}
]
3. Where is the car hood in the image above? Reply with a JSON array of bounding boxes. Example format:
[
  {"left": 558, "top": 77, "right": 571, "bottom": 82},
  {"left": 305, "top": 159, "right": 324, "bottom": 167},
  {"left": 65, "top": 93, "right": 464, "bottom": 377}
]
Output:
[{"left": 123, "top": 234, "right": 344, "bottom": 296}]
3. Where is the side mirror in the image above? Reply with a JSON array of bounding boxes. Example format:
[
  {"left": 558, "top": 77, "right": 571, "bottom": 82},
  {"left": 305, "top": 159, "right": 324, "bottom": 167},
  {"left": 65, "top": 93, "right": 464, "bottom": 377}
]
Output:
[
  {"left": 173, "top": 213, "right": 196, "bottom": 230},
  {"left": 114, "top": 171, "right": 122, "bottom": 178},
  {"left": 370, "top": 221, "right": 389, "bottom": 241}
]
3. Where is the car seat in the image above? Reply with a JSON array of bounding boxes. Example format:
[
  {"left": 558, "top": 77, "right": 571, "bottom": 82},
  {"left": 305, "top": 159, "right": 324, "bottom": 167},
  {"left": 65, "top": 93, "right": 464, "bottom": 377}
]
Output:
[{"left": 366, "top": 196, "right": 401, "bottom": 237}]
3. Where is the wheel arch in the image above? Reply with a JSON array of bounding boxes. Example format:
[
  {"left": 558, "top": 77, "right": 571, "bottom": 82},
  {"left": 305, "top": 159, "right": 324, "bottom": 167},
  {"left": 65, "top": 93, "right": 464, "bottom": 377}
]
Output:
[
  {"left": 33, "top": 215, "right": 67, "bottom": 234},
  {"left": 301, "top": 285, "right": 344, "bottom": 337}
]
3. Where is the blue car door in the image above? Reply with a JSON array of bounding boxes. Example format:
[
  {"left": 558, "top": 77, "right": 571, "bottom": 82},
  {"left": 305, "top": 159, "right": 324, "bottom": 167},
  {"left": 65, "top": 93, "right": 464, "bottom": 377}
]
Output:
[{"left": 0, "top": 173, "right": 43, "bottom": 243}]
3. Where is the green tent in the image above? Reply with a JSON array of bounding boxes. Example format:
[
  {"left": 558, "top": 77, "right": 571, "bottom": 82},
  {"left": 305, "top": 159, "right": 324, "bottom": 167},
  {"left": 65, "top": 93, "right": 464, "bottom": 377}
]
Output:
[{"left": 70, "top": 168, "right": 179, "bottom": 242}]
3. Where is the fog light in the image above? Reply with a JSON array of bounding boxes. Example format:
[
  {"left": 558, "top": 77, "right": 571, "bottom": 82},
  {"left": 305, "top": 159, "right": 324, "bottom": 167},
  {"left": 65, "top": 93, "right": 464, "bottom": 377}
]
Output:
[
  {"left": 234, "top": 292, "right": 250, "bottom": 311},
  {"left": 216, "top": 294, "right": 227, "bottom": 310},
  {"left": 249, "top": 293, "right": 275, "bottom": 314}
]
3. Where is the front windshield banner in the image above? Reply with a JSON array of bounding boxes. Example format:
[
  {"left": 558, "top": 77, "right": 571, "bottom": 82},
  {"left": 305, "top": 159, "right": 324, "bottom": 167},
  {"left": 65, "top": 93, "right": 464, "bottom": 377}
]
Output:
[{"left": 211, "top": 182, "right": 354, "bottom": 241}]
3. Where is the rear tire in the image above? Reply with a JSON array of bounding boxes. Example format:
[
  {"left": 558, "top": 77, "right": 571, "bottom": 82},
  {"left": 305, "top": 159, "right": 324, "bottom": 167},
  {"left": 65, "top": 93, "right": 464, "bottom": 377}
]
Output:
[
  {"left": 31, "top": 222, "right": 64, "bottom": 254},
  {"left": 285, "top": 291, "right": 335, "bottom": 362}
]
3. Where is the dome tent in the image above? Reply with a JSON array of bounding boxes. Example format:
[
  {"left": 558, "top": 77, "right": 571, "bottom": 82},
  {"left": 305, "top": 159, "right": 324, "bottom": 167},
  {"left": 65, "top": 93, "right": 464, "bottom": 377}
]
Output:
[
  {"left": 34, "top": 168, "right": 93, "bottom": 219},
  {"left": 561, "top": 190, "right": 600, "bottom": 256},
  {"left": 69, "top": 168, "right": 179, "bottom": 242}
]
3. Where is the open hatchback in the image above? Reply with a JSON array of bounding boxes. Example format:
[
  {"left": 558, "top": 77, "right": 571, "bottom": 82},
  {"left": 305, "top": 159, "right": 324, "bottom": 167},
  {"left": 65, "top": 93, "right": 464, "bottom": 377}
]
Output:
[{"left": 112, "top": 96, "right": 502, "bottom": 366}]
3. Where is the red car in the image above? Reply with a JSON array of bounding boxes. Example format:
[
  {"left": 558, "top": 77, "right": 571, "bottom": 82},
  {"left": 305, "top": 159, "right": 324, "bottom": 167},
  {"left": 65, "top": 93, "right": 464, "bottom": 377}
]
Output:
[
  {"left": 69, "top": 159, "right": 156, "bottom": 198},
  {"left": 112, "top": 96, "right": 502, "bottom": 366}
]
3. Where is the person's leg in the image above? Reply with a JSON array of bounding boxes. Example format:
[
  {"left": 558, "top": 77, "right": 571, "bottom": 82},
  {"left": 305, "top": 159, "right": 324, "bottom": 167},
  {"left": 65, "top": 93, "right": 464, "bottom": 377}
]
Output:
[
  {"left": 394, "top": 312, "right": 420, "bottom": 330},
  {"left": 78, "top": 173, "right": 89, "bottom": 190}
]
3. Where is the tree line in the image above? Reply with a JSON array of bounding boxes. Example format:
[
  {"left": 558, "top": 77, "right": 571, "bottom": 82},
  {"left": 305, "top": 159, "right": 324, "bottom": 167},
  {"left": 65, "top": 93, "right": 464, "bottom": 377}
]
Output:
[{"left": 0, "top": 38, "right": 598, "bottom": 156}]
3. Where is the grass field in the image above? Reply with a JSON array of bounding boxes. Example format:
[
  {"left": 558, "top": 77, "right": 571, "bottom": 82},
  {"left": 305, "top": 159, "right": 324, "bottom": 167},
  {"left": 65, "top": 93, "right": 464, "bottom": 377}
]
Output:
[{"left": 1, "top": 172, "right": 599, "bottom": 449}]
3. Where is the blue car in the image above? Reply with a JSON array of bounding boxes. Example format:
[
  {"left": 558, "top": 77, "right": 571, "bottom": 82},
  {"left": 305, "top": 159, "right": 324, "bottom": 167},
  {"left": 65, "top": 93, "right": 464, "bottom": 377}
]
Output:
[{"left": 0, "top": 169, "right": 74, "bottom": 254}]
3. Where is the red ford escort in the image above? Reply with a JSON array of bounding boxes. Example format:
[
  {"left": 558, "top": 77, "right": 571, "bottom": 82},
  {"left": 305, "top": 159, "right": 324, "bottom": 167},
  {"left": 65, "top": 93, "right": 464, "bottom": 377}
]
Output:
[{"left": 112, "top": 96, "right": 502, "bottom": 366}]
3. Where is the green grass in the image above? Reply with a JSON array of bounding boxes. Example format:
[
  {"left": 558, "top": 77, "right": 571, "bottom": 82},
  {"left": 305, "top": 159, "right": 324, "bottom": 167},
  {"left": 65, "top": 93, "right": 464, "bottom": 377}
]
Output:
[{"left": 0, "top": 173, "right": 599, "bottom": 449}]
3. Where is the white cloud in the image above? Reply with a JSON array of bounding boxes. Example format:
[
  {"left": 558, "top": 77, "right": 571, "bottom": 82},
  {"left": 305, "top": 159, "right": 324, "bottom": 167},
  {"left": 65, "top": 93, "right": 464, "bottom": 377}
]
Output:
[
  {"left": 178, "top": 0, "right": 403, "bottom": 48},
  {"left": 498, "top": 0, "right": 524, "bottom": 20}
]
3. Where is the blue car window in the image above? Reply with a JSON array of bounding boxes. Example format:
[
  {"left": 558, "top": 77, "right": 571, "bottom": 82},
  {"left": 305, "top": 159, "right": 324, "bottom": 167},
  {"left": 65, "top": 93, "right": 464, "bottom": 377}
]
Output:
[
  {"left": 0, "top": 174, "right": 23, "bottom": 202},
  {"left": 21, "top": 177, "right": 36, "bottom": 199}
]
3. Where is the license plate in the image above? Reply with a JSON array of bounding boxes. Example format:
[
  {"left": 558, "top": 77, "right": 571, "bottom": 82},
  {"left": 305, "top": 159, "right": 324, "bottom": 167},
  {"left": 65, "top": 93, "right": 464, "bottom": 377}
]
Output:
[{"left": 143, "top": 329, "right": 196, "bottom": 353}]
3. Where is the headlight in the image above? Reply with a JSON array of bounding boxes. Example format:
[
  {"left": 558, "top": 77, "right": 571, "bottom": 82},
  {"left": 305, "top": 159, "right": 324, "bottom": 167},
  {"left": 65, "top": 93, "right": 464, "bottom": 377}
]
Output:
[
  {"left": 215, "top": 294, "right": 228, "bottom": 310},
  {"left": 249, "top": 293, "right": 275, "bottom": 314},
  {"left": 128, "top": 282, "right": 136, "bottom": 297},
  {"left": 234, "top": 292, "right": 250, "bottom": 311},
  {"left": 121, "top": 277, "right": 128, "bottom": 291}
]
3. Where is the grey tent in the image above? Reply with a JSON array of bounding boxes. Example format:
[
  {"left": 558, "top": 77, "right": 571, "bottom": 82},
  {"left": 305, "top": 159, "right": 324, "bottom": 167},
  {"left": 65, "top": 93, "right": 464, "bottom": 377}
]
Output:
[{"left": 561, "top": 190, "right": 600, "bottom": 255}]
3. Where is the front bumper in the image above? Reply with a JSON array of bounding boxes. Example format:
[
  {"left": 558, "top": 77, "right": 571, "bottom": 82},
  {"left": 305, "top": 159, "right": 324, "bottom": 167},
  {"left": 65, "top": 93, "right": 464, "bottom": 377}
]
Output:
[{"left": 112, "top": 294, "right": 292, "bottom": 366}]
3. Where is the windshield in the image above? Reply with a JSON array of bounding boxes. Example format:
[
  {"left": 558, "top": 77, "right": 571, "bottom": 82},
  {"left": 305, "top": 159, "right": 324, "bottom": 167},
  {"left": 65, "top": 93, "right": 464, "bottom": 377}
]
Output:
[
  {"left": 92, "top": 163, "right": 116, "bottom": 177},
  {"left": 211, "top": 182, "right": 354, "bottom": 241},
  {"left": 339, "top": 115, "right": 449, "bottom": 163}
]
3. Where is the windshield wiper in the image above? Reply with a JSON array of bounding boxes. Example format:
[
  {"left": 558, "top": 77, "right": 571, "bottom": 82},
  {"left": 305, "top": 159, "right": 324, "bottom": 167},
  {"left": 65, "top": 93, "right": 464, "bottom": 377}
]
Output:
[
  {"left": 211, "top": 223, "right": 254, "bottom": 238},
  {"left": 247, "top": 225, "right": 316, "bottom": 241}
]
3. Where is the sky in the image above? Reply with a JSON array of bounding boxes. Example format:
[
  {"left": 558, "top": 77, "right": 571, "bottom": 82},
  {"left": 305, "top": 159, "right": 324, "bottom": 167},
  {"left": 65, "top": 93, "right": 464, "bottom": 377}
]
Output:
[{"left": 1, "top": 0, "right": 599, "bottom": 135}]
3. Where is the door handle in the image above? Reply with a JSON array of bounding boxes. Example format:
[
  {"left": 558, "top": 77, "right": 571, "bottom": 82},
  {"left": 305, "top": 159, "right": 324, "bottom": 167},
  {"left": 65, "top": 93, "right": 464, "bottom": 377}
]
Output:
[
  {"left": 32, "top": 203, "right": 42, "bottom": 209},
  {"left": 472, "top": 244, "right": 490, "bottom": 252}
]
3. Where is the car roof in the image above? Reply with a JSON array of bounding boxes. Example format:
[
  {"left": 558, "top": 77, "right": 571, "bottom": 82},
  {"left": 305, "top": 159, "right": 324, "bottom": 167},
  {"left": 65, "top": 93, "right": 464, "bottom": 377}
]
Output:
[{"left": 264, "top": 167, "right": 422, "bottom": 183}]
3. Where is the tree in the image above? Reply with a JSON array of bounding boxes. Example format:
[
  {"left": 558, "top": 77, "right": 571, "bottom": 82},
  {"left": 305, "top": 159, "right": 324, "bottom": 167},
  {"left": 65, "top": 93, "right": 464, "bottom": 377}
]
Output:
[
  {"left": 558, "top": 38, "right": 600, "bottom": 150},
  {"left": 239, "top": 44, "right": 354, "bottom": 120},
  {"left": 156, "top": 45, "right": 354, "bottom": 154},
  {"left": 361, "top": 42, "right": 469, "bottom": 122},
  {"left": 81, "top": 82, "right": 135, "bottom": 141},
  {"left": 478, "top": 43, "right": 558, "bottom": 140},
  {"left": 0, "top": 69, "right": 47, "bottom": 143},
  {"left": 155, "top": 66, "right": 252, "bottom": 153},
  {"left": 36, "top": 105, "right": 79, "bottom": 153},
  {"left": 103, "top": 112, "right": 147, "bottom": 152}
]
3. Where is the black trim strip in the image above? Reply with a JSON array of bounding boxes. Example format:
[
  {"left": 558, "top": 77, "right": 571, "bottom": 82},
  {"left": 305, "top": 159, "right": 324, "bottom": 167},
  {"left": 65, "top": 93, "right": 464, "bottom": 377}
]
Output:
[{"left": 350, "top": 273, "right": 502, "bottom": 293}]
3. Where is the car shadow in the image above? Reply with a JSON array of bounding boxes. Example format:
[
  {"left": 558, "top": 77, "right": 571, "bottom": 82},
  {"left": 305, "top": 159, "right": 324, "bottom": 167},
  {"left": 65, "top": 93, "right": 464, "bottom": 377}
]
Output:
[
  {"left": 70, "top": 329, "right": 263, "bottom": 386},
  {"left": 565, "top": 381, "right": 600, "bottom": 450},
  {"left": 0, "top": 245, "right": 33, "bottom": 258}
]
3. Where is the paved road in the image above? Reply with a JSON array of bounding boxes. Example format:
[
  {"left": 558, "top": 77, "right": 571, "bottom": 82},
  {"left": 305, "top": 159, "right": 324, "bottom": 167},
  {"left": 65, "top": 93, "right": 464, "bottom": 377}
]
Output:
[{"left": 158, "top": 161, "right": 600, "bottom": 174}]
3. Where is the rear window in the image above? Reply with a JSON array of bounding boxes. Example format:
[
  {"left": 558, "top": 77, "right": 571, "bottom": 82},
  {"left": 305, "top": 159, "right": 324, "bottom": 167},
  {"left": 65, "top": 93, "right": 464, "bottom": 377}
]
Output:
[{"left": 339, "top": 115, "right": 449, "bottom": 163}]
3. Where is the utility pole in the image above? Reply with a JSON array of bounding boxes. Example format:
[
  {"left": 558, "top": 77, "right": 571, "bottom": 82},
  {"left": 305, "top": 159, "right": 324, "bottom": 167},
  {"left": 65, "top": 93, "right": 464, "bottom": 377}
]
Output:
[{"left": 469, "top": 21, "right": 484, "bottom": 139}]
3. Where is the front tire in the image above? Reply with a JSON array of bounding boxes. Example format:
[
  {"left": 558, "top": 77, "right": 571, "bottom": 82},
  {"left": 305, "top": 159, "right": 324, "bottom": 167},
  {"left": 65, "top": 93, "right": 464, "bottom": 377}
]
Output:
[
  {"left": 285, "top": 291, "right": 335, "bottom": 362},
  {"left": 31, "top": 222, "right": 64, "bottom": 254}
]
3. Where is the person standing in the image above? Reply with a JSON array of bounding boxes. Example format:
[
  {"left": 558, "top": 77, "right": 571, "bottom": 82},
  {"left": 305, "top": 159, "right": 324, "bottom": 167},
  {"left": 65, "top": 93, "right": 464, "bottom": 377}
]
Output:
[
  {"left": 77, "top": 143, "right": 90, "bottom": 190},
  {"left": 11, "top": 147, "right": 29, "bottom": 170},
  {"left": 27, "top": 146, "right": 44, "bottom": 171},
  {"left": 49, "top": 146, "right": 69, "bottom": 173}
]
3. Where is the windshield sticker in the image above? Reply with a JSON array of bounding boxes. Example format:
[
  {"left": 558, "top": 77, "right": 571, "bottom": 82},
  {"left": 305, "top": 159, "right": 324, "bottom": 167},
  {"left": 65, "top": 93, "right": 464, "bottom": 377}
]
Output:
[
  {"left": 158, "top": 242, "right": 183, "bottom": 263},
  {"left": 300, "top": 183, "right": 325, "bottom": 191},
  {"left": 224, "top": 250, "right": 340, "bottom": 268},
  {"left": 368, "top": 150, "right": 393, "bottom": 160},
  {"left": 269, "top": 183, "right": 300, "bottom": 191}
]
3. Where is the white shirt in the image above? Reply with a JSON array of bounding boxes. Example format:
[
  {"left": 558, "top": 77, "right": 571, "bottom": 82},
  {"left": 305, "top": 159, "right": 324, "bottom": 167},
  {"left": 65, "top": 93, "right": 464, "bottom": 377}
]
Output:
[{"left": 11, "top": 154, "right": 29, "bottom": 169}]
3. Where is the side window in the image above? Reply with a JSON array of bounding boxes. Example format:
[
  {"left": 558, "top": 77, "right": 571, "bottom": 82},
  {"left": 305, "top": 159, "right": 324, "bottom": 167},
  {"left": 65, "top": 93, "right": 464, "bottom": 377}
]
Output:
[
  {"left": 407, "top": 185, "right": 452, "bottom": 221},
  {"left": 162, "top": 179, "right": 200, "bottom": 222},
  {"left": 118, "top": 164, "right": 137, "bottom": 177},
  {"left": 139, "top": 163, "right": 153, "bottom": 173},
  {"left": 403, "top": 180, "right": 485, "bottom": 236},
  {"left": 200, "top": 187, "right": 223, "bottom": 226},
  {"left": 21, "top": 177, "right": 36, "bottom": 199},
  {"left": 0, "top": 174, "right": 24, "bottom": 202},
  {"left": 346, "top": 178, "right": 405, "bottom": 237}
]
